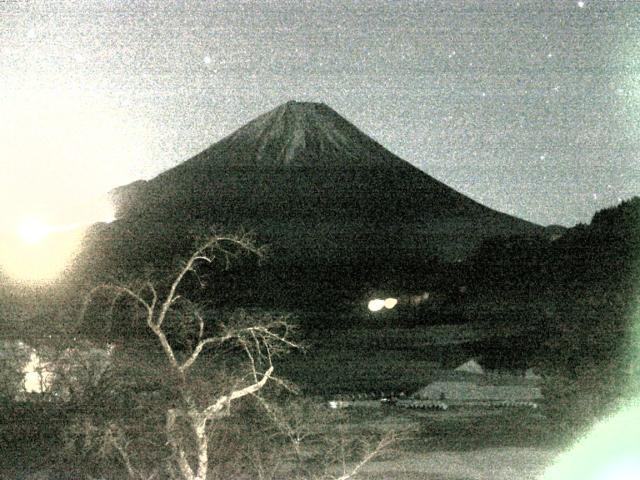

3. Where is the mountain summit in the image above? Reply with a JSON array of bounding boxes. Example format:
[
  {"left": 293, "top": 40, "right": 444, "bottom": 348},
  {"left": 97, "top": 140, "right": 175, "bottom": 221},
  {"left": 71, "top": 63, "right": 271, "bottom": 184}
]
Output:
[
  {"left": 181, "top": 100, "right": 411, "bottom": 170},
  {"left": 115, "top": 101, "right": 519, "bottom": 224},
  {"left": 100, "top": 101, "right": 543, "bottom": 292},
  {"left": 149, "top": 100, "right": 423, "bottom": 179}
]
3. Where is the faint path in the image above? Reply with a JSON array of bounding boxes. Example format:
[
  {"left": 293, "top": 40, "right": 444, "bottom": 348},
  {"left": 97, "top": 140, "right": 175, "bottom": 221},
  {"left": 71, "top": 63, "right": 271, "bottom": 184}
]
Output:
[{"left": 355, "top": 447, "right": 558, "bottom": 480}]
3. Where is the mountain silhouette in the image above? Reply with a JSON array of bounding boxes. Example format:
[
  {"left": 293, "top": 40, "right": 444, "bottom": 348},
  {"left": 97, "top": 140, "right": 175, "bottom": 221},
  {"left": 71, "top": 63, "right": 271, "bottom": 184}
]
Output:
[{"left": 90, "top": 101, "right": 543, "bottom": 298}]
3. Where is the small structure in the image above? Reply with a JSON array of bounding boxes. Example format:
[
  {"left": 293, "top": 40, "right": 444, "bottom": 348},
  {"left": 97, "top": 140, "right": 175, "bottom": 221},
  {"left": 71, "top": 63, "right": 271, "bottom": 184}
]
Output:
[
  {"left": 454, "top": 359, "right": 485, "bottom": 375},
  {"left": 525, "top": 367, "right": 543, "bottom": 381},
  {"left": 415, "top": 381, "right": 542, "bottom": 403},
  {"left": 414, "top": 359, "right": 542, "bottom": 406}
]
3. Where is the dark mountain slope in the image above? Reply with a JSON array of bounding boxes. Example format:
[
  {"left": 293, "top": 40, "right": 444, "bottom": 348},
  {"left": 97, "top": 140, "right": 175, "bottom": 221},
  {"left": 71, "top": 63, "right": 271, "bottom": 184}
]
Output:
[
  {"left": 73, "top": 101, "right": 552, "bottom": 314},
  {"left": 115, "top": 102, "right": 507, "bottom": 225},
  {"left": 104, "top": 101, "right": 542, "bottom": 272}
]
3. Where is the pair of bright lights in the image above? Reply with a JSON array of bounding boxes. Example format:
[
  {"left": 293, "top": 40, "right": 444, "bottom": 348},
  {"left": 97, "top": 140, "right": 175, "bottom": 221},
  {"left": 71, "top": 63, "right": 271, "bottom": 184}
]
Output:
[{"left": 367, "top": 297, "right": 398, "bottom": 312}]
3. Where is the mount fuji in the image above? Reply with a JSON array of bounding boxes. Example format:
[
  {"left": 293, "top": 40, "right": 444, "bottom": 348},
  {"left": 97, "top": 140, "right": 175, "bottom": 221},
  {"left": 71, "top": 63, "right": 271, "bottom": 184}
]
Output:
[{"left": 87, "top": 101, "right": 544, "bottom": 299}]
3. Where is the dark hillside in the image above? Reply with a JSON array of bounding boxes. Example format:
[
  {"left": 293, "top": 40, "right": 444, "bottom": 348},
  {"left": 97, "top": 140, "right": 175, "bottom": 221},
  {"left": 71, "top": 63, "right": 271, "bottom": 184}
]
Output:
[
  {"left": 453, "top": 198, "right": 640, "bottom": 412},
  {"left": 81, "top": 101, "right": 543, "bottom": 309}
]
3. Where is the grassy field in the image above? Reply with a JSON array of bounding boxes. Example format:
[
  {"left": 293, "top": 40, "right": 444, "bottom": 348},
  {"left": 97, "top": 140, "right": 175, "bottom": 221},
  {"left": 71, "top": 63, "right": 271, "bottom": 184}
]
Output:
[
  {"left": 278, "top": 320, "right": 543, "bottom": 396},
  {"left": 340, "top": 404, "right": 567, "bottom": 448},
  {"left": 0, "top": 401, "right": 565, "bottom": 480},
  {"left": 350, "top": 447, "right": 557, "bottom": 480},
  {"left": 0, "top": 306, "right": 594, "bottom": 479},
  {"left": 316, "top": 403, "right": 565, "bottom": 480}
]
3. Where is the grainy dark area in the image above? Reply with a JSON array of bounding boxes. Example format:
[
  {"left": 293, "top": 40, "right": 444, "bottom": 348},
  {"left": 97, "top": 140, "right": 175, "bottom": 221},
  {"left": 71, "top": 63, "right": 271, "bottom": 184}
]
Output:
[{"left": 1, "top": 1, "right": 639, "bottom": 479}]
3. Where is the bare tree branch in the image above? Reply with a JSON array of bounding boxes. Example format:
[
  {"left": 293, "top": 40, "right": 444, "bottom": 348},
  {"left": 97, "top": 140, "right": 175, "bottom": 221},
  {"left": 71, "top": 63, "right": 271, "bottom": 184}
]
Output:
[
  {"left": 203, "top": 366, "right": 274, "bottom": 421},
  {"left": 79, "top": 233, "right": 301, "bottom": 480},
  {"left": 329, "top": 434, "right": 395, "bottom": 480},
  {"left": 179, "top": 336, "right": 228, "bottom": 373},
  {"left": 166, "top": 409, "right": 195, "bottom": 480},
  {"left": 80, "top": 283, "right": 154, "bottom": 332}
]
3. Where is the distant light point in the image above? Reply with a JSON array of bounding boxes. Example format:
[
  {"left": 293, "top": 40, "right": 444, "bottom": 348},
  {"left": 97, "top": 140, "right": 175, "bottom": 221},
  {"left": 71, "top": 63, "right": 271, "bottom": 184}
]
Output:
[
  {"left": 540, "top": 155, "right": 546, "bottom": 161},
  {"left": 368, "top": 299, "right": 385, "bottom": 312},
  {"left": 577, "top": 1, "right": 585, "bottom": 7},
  {"left": 384, "top": 298, "right": 398, "bottom": 309},
  {"left": 203, "top": 55, "right": 212, "bottom": 64}
]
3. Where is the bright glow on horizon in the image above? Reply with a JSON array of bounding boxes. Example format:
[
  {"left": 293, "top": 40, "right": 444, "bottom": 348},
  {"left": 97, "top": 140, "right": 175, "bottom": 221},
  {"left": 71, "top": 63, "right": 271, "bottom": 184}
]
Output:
[
  {"left": 1, "top": 196, "right": 116, "bottom": 283},
  {"left": 17, "top": 217, "right": 50, "bottom": 245},
  {"left": 1, "top": 224, "right": 85, "bottom": 283},
  {"left": 0, "top": 83, "right": 127, "bottom": 283},
  {"left": 0, "top": 85, "right": 148, "bottom": 228}
]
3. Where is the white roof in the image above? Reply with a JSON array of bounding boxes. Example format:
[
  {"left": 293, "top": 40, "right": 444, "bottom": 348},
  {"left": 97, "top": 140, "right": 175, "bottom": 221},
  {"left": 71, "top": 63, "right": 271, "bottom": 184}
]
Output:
[{"left": 454, "top": 359, "right": 484, "bottom": 375}]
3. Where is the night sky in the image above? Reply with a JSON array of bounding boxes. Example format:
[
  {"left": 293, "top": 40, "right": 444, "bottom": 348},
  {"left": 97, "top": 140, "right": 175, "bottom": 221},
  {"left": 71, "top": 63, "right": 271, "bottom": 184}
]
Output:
[{"left": 1, "top": 0, "right": 639, "bottom": 228}]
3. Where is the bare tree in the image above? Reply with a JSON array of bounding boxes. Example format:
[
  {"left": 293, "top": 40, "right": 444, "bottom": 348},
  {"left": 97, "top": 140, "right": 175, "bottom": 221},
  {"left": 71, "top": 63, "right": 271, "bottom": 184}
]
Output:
[
  {"left": 80, "top": 232, "right": 299, "bottom": 480},
  {"left": 243, "top": 397, "right": 396, "bottom": 480},
  {"left": 80, "top": 232, "right": 392, "bottom": 480}
]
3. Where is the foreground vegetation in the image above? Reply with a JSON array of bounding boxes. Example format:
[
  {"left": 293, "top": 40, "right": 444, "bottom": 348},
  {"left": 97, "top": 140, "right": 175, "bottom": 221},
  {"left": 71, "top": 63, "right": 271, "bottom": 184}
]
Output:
[
  {"left": 0, "top": 388, "right": 571, "bottom": 480},
  {"left": 2, "top": 233, "right": 394, "bottom": 480},
  {"left": 1, "top": 199, "right": 639, "bottom": 479}
]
